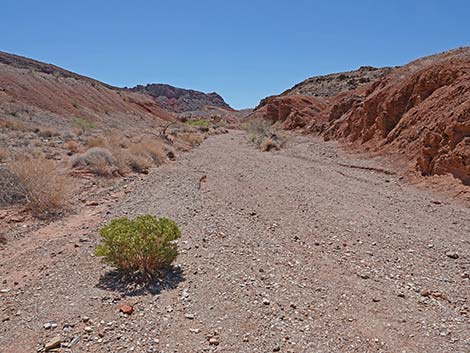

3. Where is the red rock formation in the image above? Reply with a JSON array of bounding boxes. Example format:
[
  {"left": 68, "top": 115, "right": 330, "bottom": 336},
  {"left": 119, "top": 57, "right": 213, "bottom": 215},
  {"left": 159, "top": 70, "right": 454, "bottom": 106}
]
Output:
[
  {"left": 252, "top": 47, "right": 470, "bottom": 185},
  {"left": 325, "top": 55, "right": 470, "bottom": 184},
  {"left": 250, "top": 95, "right": 329, "bottom": 130}
]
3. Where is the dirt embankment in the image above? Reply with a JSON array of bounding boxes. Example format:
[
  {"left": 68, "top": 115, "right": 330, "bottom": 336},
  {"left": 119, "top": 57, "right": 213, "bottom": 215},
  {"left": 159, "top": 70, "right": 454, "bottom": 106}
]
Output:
[
  {"left": 0, "top": 51, "right": 174, "bottom": 132},
  {"left": 250, "top": 47, "right": 470, "bottom": 186}
]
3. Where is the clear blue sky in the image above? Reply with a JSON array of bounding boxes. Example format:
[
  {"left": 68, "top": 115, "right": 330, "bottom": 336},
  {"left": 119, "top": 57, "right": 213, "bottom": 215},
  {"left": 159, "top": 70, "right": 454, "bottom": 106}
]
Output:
[{"left": 1, "top": 1, "right": 469, "bottom": 109}]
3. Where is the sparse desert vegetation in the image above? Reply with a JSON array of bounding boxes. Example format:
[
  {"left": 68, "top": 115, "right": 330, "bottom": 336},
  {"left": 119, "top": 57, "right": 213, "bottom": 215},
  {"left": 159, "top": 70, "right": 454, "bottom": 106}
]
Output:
[
  {"left": 1, "top": 42, "right": 469, "bottom": 353},
  {"left": 244, "top": 119, "right": 286, "bottom": 151},
  {"left": 184, "top": 118, "right": 211, "bottom": 127},
  {"left": 71, "top": 147, "right": 119, "bottom": 176},
  {"left": 1, "top": 157, "right": 69, "bottom": 217},
  {"left": 95, "top": 215, "right": 180, "bottom": 276}
]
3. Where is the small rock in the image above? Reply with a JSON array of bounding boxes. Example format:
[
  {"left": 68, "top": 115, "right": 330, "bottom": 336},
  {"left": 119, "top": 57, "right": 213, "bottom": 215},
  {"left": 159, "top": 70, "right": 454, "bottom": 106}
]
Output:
[
  {"left": 44, "top": 322, "right": 52, "bottom": 329},
  {"left": 69, "top": 336, "right": 80, "bottom": 348},
  {"left": 262, "top": 298, "right": 270, "bottom": 305},
  {"left": 273, "top": 346, "right": 281, "bottom": 352},
  {"left": 420, "top": 289, "right": 431, "bottom": 297},
  {"left": 445, "top": 251, "right": 459, "bottom": 259},
  {"left": 189, "top": 328, "right": 201, "bottom": 333},
  {"left": 208, "top": 337, "right": 219, "bottom": 346},
  {"left": 0, "top": 288, "right": 11, "bottom": 293},
  {"left": 119, "top": 304, "right": 134, "bottom": 315},
  {"left": 45, "top": 336, "right": 62, "bottom": 351},
  {"left": 84, "top": 326, "right": 93, "bottom": 333},
  {"left": 184, "top": 313, "right": 195, "bottom": 320}
]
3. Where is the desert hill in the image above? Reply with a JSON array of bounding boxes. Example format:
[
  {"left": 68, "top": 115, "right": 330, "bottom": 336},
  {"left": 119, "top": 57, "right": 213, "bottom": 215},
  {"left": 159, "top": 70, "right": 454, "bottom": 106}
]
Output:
[
  {"left": 250, "top": 47, "right": 470, "bottom": 185},
  {"left": 0, "top": 51, "right": 176, "bottom": 133},
  {"left": 130, "top": 83, "right": 233, "bottom": 113}
]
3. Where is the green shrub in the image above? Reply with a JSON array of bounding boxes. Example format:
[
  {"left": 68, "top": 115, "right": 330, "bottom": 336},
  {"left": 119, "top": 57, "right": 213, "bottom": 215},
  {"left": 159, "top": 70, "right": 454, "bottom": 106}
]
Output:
[
  {"left": 95, "top": 215, "right": 181, "bottom": 275},
  {"left": 184, "top": 119, "right": 210, "bottom": 127},
  {"left": 73, "top": 117, "right": 96, "bottom": 131}
]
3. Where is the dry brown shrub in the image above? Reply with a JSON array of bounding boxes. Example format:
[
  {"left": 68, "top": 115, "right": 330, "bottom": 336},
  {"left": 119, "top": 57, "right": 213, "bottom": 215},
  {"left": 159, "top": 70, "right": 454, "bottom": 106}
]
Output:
[
  {"left": 5, "top": 158, "right": 69, "bottom": 217},
  {"left": 64, "top": 140, "right": 80, "bottom": 153},
  {"left": 0, "top": 147, "right": 9, "bottom": 162},
  {"left": 86, "top": 136, "right": 106, "bottom": 148},
  {"left": 178, "top": 132, "right": 205, "bottom": 147},
  {"left": 129, "top": 139, "right": 166, "bottom": 165},
  {"left": 0, "top": 167, "right": 25, "bottom": 206},
  {"left": 0, "top": 119, "right": 30, "bottom": 131},
  {"left": 108, "top": 148, "right": 131, "bottom": 175},
  {"left": 71, "top": 147, "right": 117, "bottom": 177},
  {"left": 260, "top": 138, "right": 280, "bottom": 152},
  {"left": 106, "top": 131, "right": 129, "bottom": 149},
  {"left": 127, "top": 155, "right": 151, "bottom": 174},
  {"left": 38, "top": 128, "right": 59, "bottom": 138}
]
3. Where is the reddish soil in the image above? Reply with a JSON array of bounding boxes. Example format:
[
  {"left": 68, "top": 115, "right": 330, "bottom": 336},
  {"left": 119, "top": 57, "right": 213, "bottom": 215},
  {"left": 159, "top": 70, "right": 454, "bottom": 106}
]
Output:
[
  {"left": 1, "top": 131, "right": 469, "bottom": 352},
  {"left": 251, "top": 47, "right": 470, "bottom": 188},
  {"left": 0, "top": 51, "right": 174, "bottom": 133}
]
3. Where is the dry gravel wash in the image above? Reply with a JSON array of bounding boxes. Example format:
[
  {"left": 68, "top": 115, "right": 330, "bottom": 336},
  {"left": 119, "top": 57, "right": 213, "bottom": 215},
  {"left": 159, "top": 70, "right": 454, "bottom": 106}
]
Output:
[{"left": 1, "top": 130, "right": 469, "bottom": 353}]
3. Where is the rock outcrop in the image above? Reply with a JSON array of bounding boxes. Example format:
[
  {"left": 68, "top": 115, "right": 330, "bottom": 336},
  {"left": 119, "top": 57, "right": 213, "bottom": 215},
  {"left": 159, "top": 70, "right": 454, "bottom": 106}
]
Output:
[
  {"left": 251, "top": 47, "right": 470, "bottom": 185},
  {"left": 131, "top": 83, "right": 233, "bottom": 113}
]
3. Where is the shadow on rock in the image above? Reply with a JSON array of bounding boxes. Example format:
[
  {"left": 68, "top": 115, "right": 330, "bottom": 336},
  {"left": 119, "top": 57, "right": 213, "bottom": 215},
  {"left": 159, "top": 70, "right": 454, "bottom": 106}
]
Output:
[{"left": 96, "top": 266, "right": 184, "bottom": 297}]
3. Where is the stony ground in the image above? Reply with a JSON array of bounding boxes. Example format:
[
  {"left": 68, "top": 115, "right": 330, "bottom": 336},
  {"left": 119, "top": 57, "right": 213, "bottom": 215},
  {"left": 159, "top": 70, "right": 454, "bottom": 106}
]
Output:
[{"left": 1, "top": 130, "right": 469, "bottom": 353}]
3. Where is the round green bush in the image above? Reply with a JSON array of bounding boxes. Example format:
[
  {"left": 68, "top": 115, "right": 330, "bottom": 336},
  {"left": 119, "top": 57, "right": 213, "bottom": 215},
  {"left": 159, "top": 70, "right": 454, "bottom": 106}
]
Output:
[{"left": 95, "top": 215, "right": 180, "bottom": 275}]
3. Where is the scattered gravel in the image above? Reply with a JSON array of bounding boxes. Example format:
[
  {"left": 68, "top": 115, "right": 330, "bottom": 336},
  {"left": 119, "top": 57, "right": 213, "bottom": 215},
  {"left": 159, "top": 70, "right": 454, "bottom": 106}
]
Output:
[{"left": 0, "top": 130, "right": 469, "bottom": 352}]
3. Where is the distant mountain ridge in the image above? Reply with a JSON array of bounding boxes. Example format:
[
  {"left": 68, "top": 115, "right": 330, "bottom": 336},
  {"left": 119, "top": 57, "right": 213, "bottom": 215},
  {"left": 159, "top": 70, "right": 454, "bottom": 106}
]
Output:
[{"left": 131, "top": 83, "right": 233, "bottom": 113}]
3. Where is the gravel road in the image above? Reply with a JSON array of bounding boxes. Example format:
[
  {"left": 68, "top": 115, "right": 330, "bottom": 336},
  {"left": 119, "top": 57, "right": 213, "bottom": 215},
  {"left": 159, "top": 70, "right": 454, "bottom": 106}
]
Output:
[{"left": 1, "top": 130, "right": 469, "bottom": 353}]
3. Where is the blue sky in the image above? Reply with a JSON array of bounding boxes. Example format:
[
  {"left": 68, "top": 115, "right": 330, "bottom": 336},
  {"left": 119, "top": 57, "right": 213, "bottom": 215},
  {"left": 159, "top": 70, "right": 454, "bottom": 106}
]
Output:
[{"left": 1, "top": 1, "right": 469, "bottom": 109}]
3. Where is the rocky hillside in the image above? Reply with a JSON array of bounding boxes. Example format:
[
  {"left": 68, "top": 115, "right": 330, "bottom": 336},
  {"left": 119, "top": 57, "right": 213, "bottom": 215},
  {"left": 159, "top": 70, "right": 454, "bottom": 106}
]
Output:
[
  {"left": 251, "top": 47, "right": 470, "bottom": 186},
  {"left": 0, "top": 51, "right": 174, "bottom": 132},
  {"left": 131, "top": 83, "right": 233, "bottom": 113},
  {"left": 281, "top": 66, "right": 393, "bottom": 97}
]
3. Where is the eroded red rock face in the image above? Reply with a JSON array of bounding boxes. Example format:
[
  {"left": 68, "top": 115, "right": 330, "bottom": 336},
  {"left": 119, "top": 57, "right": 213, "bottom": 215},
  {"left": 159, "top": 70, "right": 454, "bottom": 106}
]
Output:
[
  {"left": 252, "top": 47, "right": 470, "bottom": 185},
  {"left": 251, "top": 95, "right": 330, "bottom": 130},
  {"left": 325, "top": 57, "right": 470, "bottom": 184}
]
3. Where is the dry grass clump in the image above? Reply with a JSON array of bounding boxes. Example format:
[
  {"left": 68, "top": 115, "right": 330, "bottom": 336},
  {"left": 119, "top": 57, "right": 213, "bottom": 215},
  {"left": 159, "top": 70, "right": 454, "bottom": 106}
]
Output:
[
  {"left": 260, "top": 138, "right": 280, "bottom": 152},
  {"left": 0, "top": 147, "right": 9, "bottom": 163},
  {"left": 106, "top": 131, "right": 129, "bottom": 149},
  {"left": 244, "top": 119, "right": 286, "bottom": 151},
  {"left": 71, "top": 134, "right": 169, "bottom": 176},
  {"left": 129, "top": 140, "right": 166, "bottom": 165},
  {"left": 0, "top": 167, "right": 26, "bottom": 206},
  {"left": 86, "top": 136, "right": 107, "bottom": 148},
  {"left": 37, "top": 128, "right": 59, "bottom": 138},
  {"left": 0, "top": 119, "right": 30, "bottom": 132},
  {"left": 64, "top": 140, "right": 80, "bottom": 153},
  {"left": 178, "top": 132, "right": 205, "bottom": 147},
  {"left": 71, "top": 147, "right": 118, "bottom": 176},
  {"left": 127, "top": 155, "right": 152, "bottom": 174},
  {"left": 1, "top": 158, "right": 69, "bottom": 217}
]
